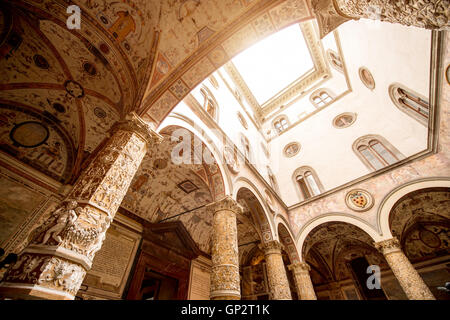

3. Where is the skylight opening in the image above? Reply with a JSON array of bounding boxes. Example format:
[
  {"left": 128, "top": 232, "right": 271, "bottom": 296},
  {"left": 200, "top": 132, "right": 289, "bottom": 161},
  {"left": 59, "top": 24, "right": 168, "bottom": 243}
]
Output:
[{"left": 232, "top": 24, "right": 314, "bottom": 105}]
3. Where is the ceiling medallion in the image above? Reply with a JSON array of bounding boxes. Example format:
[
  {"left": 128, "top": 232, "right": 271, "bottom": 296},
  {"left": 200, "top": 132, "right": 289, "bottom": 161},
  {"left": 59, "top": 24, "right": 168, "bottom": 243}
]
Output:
[
  {"left": 153, "top": 158, "right": 168, "bottom": 170},
  {"left": 345, "top": 189, "right": 374, "bottom": 212},
  {"left": 94, "top": 107, "right": 106, "bottom": 118},
  {"left": 64, "top": 80, "right": 84, "bottom": 98},
  {"left": 10, "top": 121, "right": 49, "bottom": 148},
  {"left": 33, "top": 54, "right": 49, "bottom": 69},
  {"left": 52, "top": 103, "right": 66, "bottom": 113},
  {"left": 83, "top": 62, "right": 97, "bottom": 76}
]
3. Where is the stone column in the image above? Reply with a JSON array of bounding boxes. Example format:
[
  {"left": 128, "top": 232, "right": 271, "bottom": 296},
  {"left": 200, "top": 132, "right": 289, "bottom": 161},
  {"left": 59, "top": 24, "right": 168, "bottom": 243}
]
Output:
[
  {"left": 0, "top": 113, "right": 162, "bottom": 300},
  {"left": 334, "top": 0, "right": 449, "bottom": 30},
  {"left": 374, "top": 237, "right": 435, "bottom": 300},
  {"left": 207, "top": 196, "right": 242, "bottom": 300},
  {"left": 260, "top": 240, "right": 292, "bottom": 300},
  {"left": 288, "top": 262, "right": 317, "bottom": 300}
]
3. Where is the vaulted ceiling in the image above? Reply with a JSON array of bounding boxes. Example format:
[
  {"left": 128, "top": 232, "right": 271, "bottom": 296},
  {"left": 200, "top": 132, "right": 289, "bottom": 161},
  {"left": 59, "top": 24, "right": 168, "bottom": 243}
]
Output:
[
  {"left": 389, "top": 188, "right": 450, "bottom": 263},
  {"left": 302, "top": 222, "right": 388, "bottom": 284},
  {"left": 0, "top": 0, "right": 315, "bottom": 185}
]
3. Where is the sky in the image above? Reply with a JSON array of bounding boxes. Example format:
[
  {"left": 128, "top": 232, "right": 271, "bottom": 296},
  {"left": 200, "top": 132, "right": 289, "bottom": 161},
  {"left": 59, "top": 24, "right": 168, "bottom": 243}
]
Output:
[{"left": 232, "top": 23, "right": 314, "bottom": 105}]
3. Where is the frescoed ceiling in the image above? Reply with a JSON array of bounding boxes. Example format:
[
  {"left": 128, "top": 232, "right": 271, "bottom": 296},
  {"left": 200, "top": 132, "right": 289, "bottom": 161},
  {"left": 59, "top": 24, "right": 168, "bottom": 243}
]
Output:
[
  {"left": 237, "top": 188, "right": 272, "bottom": 265},
  {"left": 389, "top": 188, "right": 450, "bottom": 263},
  {"left": 121, "top": 126, "right": 225, "bottom": 254},
  {"left": 140, "top": 0, "right": 314, "bottom": 123},
  {"left": 120, "top": 128, "right": 266, "bottom": 256},
  {"left": 0, "top": 4, "right": 122, "bottom": 182},
  {"left": 0, "top": 0, "right": 316, "bottom": 184},
  {"left": 302, "top": 222, "right": 388, "bottom": 283}
]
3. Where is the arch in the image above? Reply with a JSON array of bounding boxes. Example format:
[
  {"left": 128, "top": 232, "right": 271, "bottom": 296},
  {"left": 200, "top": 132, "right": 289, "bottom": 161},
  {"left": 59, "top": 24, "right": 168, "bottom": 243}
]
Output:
[
  {"left": 377, "top": 177, "right": 450, "bottom": 239},
  {"left": 296, "top": 213, "right": 383, "bottom": 262},
  {"left": 275, "top": 215, "right": 301, "bottom": 264},
  {"left": 158, "top": 114, "right": 231, "bottom": 199},
  {"left": 233, "top": 177, "right": 276, "bottom": 242}
]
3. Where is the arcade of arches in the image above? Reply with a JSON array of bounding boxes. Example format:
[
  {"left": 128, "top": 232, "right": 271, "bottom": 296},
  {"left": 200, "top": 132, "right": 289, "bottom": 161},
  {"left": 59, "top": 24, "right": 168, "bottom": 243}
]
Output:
[{"left": 0, "top": 0, "right": 449, "bottom": 300}]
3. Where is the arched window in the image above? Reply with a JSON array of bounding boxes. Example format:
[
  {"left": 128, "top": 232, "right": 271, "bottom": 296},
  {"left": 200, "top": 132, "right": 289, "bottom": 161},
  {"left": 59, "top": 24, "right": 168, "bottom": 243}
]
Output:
[
  {"left": 293, "top": 167, "right": 324, "bottom": 202},
  {"left": 353, "top": 135, "right": 405, "bottom": 171},
  {"left": 389, "top": 83, "right": 429, "bottom": 126},
  {"left": 272, "top": 115, "right": 289, "bottom": 134},
  {"left": 310, "top": 89, "right": 334, "bottom": 108},
  {"left": 200, "top": 86, "right": 219, "bottom": 121},
  {"left": 327, "top": 49, "right": 344, "bottom": 73}
]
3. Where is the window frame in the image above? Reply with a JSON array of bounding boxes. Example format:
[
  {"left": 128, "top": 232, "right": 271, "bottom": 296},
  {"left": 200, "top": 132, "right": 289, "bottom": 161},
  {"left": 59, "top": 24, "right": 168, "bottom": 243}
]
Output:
[
  {"left": 353, "top": 134, "right": 405, "bottom": 172},
  {"left": 310, "top": 88, "right": 335, "bottom": 108},
  {"left": 292, "top": 166, "right": 324, "bottom": 202},
  {"left": 272, "top": 115, "right": 290, "bottom": 134},
  {"left": 332, "top": 112, "right": 357, "bottom": 129},
  {"left": 389, "top": 83, "right": 429, "bottom": 126},
  {"left": 200, "top": 86, "right": 219, "bottom": 122},
  {"left": 283, "top": 142, "right": 301, "bottom": 157}
]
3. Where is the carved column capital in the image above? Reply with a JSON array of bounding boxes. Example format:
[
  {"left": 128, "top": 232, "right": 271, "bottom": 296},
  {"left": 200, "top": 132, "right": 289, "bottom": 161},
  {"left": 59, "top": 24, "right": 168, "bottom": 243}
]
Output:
[
  {"left": 111, "top": 112, "right": 163, "bottom": 149},
  {"left": 260, "top": 240, "right": 284, "bottom": 256},
  {"left": 207, "top": 196, "right": 243, "bottom": 216},
  {"left": 289, "top": 262, "right": 317, "bottom": 300},
  {"left": 375, "top": 237, "right": 435, "bottom": 299},
  {"left": 288, "top": 262, "right": 311, "bottom": 273},
  {"left": 334, "top": 0, "right": 450, "bottom": 30},
  {"left": 374, "top": 237, "right": 402, "bottom": 255},
  {"left": 311, "top": 0, "right": 353, "bottom": 38}
]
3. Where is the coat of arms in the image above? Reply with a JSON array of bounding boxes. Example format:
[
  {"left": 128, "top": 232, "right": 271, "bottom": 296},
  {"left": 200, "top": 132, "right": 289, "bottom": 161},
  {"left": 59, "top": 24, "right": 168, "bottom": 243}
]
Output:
[
  {"left": 345, "top": 189, "right": 374, "bottom": 212},
  {"left": 349, "top": 191, "right": 367, "bottom": 208}
]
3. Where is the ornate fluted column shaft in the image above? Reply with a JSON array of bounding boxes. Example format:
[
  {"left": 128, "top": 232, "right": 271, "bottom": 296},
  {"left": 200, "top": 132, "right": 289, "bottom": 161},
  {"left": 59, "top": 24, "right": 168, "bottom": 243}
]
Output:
[
  {"left": 375, "top": 237, "right": 435, "bottom": 300},
  {"left": 0, "top": 113, "right": 162, "bottom": 300},
  {"left": 260, "top": 240, "right": 292, "bottom": 300},
  {"left": 334, "top": 0, "right": 449, "bottom": 30},
  {"left": 208, "top": 196, "right": 242, "bottom": 300},
  {"left": 288, "top": 262, "right": 317, "bottom": 300}
]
